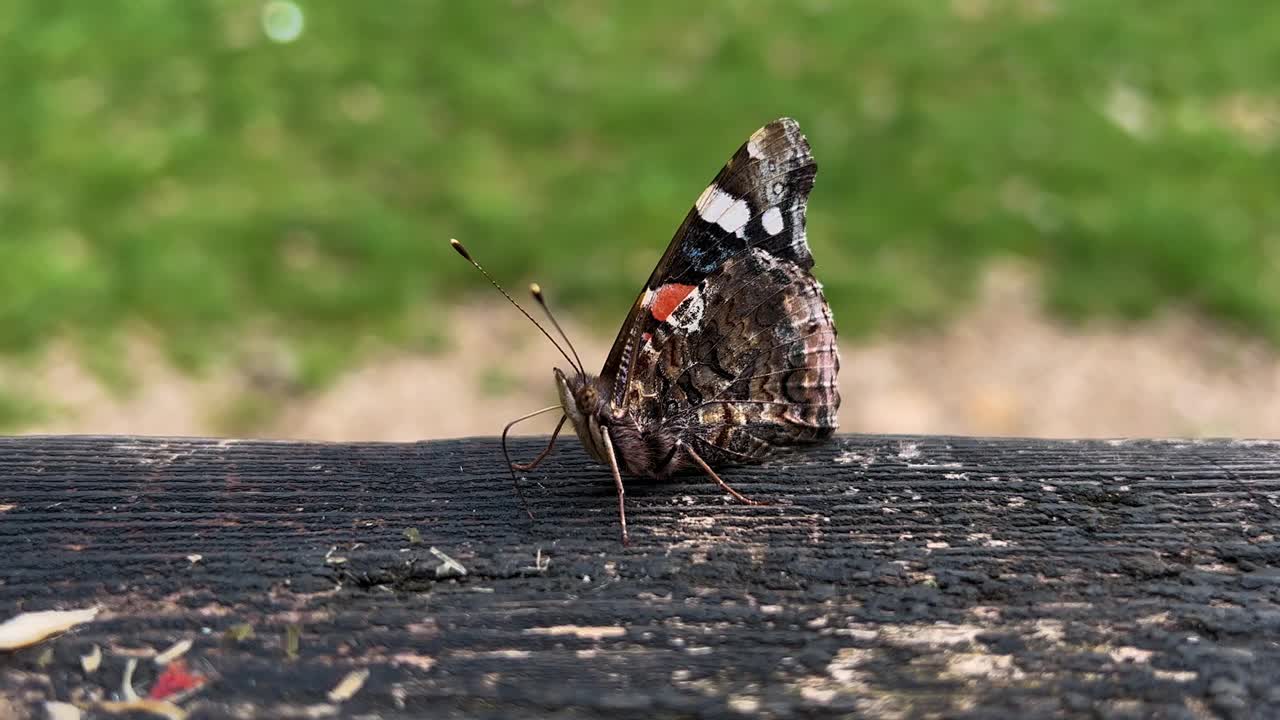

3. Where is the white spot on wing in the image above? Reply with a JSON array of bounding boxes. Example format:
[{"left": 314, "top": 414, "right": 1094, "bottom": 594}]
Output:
[
  {"left": 788, "top": 200, "right": 810, "bottom": 252},
  {"left": 696, "top": 185, "right": 751, "bottom": 232},
  {"left": 761, "top": 207, "right": 784, "bottom": 236},
  {"left": 670, "top": 288, "right": 706, "bottom": 332},
  {"left": 696, "top": 184, "right": 715, "bottom": 209},
  {"left": 748, "top": 127, "right": 768, "bottom": 158}
]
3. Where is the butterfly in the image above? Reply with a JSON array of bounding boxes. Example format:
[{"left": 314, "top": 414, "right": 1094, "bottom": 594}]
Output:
[{"left": 452, "top": 117, "right": 840, "bottom": 544}]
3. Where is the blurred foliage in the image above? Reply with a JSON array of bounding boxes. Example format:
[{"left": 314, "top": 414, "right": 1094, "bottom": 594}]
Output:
[
  {"left": 3, "top": 0, "right": 1280, "bottom": 404},
  {"left": 0, "top": 387, "right": 44, "bottom": 428}
]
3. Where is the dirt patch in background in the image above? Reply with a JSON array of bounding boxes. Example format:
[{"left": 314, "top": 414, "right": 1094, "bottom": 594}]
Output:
[{"left": 13, "top": 264, "right": 1280, "bottom": 441}]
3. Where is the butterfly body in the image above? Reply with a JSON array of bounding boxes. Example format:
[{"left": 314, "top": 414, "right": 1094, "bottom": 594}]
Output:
[{"left": 556, "top": 367, "right": 695, "bottom": 481}]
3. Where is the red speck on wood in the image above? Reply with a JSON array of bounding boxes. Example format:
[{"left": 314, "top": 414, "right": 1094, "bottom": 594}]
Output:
[{"left": 149, "top": 659, "right": 206, "bottom": 699}]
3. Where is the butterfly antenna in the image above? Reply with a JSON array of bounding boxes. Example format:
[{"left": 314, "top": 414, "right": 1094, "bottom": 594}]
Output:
[
  {"left": 450, "top": 239, "right": 581, "bottom": 373},
  {"left": 530, "top": 283, "right": 585, "bottom": 377}
]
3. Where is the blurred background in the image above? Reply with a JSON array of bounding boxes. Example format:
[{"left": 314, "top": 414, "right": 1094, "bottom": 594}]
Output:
[{"left": 3, "top": 0, "right": 1280, "bottom": 441}]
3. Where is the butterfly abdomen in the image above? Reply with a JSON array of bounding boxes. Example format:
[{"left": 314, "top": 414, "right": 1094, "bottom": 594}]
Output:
[{"left": 599, "top": 418, "right": 685, "bottom": 479}]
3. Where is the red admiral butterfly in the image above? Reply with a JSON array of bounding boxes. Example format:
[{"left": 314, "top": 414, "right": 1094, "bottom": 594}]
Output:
[{"left": 452, "top": 117, "right": 840, "bottom": 544}]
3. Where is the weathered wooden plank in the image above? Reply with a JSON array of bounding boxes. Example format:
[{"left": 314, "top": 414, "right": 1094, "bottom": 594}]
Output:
[{"left": 0, "top": 434, "right": 1278, "bottom": 719}]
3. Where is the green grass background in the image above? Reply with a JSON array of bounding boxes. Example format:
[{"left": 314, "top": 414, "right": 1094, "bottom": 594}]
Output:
[{"left": 3, "top": 1, "right": 1280, "bottom": 427}]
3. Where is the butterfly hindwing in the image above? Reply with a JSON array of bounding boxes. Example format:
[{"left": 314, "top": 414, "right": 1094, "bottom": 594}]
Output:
[
  {"left": 637, "top": 246, "right": 839, "bottom": 464},
  {"left": 600, "top": 118, "right": 839, "bottom": 473}
]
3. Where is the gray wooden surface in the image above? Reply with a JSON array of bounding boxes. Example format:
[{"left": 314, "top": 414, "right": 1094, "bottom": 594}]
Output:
[{"left": 1, "top": 434, "right": 1278, "bottom": 719}]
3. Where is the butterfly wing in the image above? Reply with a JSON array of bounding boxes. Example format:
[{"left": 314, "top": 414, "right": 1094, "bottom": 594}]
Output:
[{"left": 601, "top": 118, "right": 839, "bottom": 470}]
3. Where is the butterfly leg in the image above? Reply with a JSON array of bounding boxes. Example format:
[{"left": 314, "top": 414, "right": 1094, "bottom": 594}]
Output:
[
  {"left": 511, "top": 414, "right": 567, "bottom": 471},
  {"left": 502, "top": 405, "right": 565, "bottom": 520},
  {"left": 599, "top": 426, "right": 629, "bottom": 546},
  {"left": 684, "top": 443, "right": 766, "bottom": 506}
]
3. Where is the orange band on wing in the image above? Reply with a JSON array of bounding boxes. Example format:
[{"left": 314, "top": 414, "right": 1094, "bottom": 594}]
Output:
[{"left": 650, "top": 283, "right": 696, "bottom": 322}]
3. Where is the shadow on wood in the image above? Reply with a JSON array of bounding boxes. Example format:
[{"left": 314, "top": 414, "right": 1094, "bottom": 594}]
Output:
[{"left": 1, "top": 434, "right": 1278, "bottom": 718}]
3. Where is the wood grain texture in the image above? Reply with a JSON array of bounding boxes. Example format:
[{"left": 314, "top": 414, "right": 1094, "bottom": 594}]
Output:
[{"left": 1, "top": 434, "right": 1278, "bottom": 719}]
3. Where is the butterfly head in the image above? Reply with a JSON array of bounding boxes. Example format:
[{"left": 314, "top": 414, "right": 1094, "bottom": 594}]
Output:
[{"left": 554, "top": 367, "right": 611, "bottom": 464}]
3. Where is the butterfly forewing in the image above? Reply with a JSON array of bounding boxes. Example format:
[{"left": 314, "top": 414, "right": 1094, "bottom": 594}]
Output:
[
  {"left": 599, "top": 117, "right": 839, "bottom": 471},
  {"left": 601, "top": 119, "right": 820, "bottom": 394}
]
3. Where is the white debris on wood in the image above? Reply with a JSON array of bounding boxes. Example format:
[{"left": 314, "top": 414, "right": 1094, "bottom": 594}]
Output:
[
  {"left": 44, "top": 702, "right": 83, "bottom": 720},
  {"left": 0, "top": 606, "right": 100, "bottom": 650},
  {"left": 328, "top": 667, "right": 371, "bottom": 702},
  {"left": 430, "top": 547, "right": 467, "bottom": 577},
  {"left": 80, "top": 643, "right": 102, "bottom": 673},
  {"left": 155, "top": 638, "right": 194, "bottom": 665},
  {"left": 121, "top": 657, "right": 140, "bottom": 701}
]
